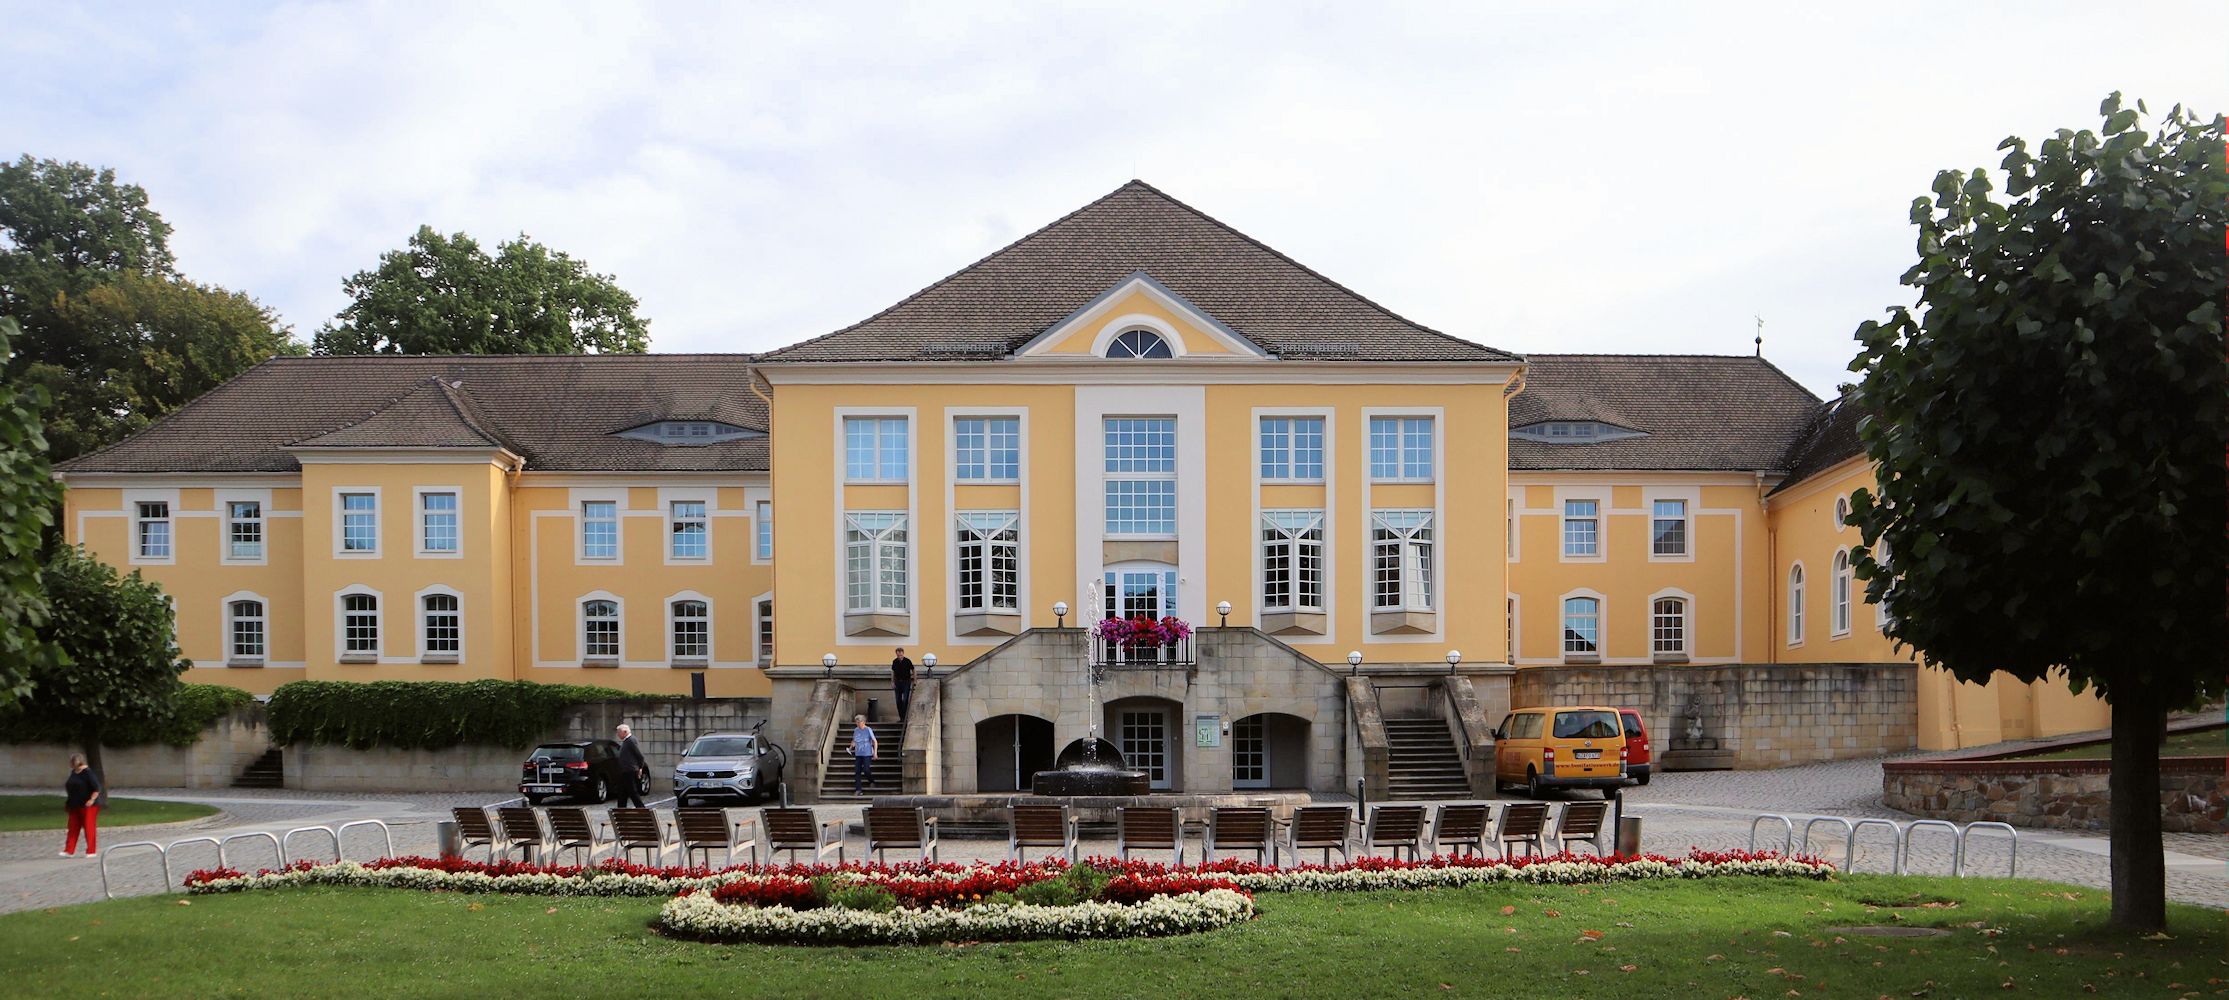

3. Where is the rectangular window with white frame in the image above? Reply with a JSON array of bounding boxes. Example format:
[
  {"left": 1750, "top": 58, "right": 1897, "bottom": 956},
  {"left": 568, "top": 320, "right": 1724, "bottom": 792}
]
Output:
[
  {"left": 338, "top": 492, "right": 378, "bottom": 554},
  {"left": 1562, "top": 499, "right": 1600, "bottom": 558},
  {"left": 754, "top": 501, "right": 773, "bottom": 561},
  {"left": 1103, "top": 417, "right": 1176, "bottom": 536},
  {"left": 756, "top": 599, "right": 774, "bottom": 665},
  {"left": 421, "top": 593, "right": 461, "bottom": 662},
  {"left": 1367, "top": 416, "right": 1433, "bottom": 480},
  {"left": 843, "top": 512, "right": 909, "bottom": 615},
  {"left": 844, "top": 416, "right": 909, "bottom": 482},
  {"left": 581, "top": 599, "right": 621, "bottom": 663},
  {"left": 953, "top": 416, "right": 1020, "bottom": 481},
  {"left": 340, "top": 593, "right": 380, "bottom": 661},
  {"left": 227, "top": 598, "right": 265, "bottom": 664},
  {"left": 418, "top": 491, "right": 459, "bottom": 555},
  {"left": 1651, "top": 596, "right": 1689, "bottom": 660},
  {"left": 1260, "top": 510, "right": 1325, "bottom": 611},
  {"left": 1370, "top": 510, "right": 1435, "bottom": 619},
  {"left": 1259, "top": 416, "right": 1325, "bottom": 481},
  {"left": 670, "top": 600, "right": 710, "bottom": 662},
  {"left": 135, "top": 501, "right": 172, "bottom": 561},
  {"left": 1650, "top": 499, "right": 1688, "bottom": 557},
  {"left": 225, "top": 501, "right": 263, "bottom": 562},
  {"left": 581, "top": 501, "right": 619, "bottom": 560},
  {"left": 670, "top": 501, "right": 708, "bottom": 560},
  {"left": 1562, "top": 597, "right": 1600, "bottom": 659},
  {"left": 954, "top": 511, "right": 1020, "bottom": 614}
]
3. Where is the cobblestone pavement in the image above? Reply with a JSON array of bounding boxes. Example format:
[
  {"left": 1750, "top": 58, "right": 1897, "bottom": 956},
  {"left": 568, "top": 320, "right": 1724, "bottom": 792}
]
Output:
[{"left": 3, "top": 753, "right": 2222, "bottom": 915}]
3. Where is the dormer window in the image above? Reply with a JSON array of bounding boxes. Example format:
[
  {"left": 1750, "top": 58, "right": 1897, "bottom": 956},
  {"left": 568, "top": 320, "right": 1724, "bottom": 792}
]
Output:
[
  {"left": 1509, "top": 421, "right": 1646, "bottom": 444},
  {"left": 616, "top": 421, "right": 764, "bottom": 446},
  {"left": 1105, "top": 329, "right": 1173, "bottom": 359}
]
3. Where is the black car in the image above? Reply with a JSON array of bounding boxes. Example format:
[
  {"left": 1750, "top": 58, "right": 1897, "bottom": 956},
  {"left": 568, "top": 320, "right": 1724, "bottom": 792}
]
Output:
[{"left": 519, "top": 740, "right": 647, "bottom": 804}]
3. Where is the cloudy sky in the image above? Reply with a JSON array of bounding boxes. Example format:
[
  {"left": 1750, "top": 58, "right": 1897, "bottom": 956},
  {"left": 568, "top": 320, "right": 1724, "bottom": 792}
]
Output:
[{"left": 6, "top": 2, "right": 2223, "bottom": 394}]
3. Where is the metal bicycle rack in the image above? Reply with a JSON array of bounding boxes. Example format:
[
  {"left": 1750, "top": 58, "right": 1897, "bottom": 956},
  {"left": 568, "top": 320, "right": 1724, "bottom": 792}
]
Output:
[
  {"left": 1747, "top": 814, "right": 1794, "bottom": 853},
  {"left": 161, "top": 836, "right": 224, "bottom": 891},
  {"left": 335, "top": 819, "right": 397, "bottom": 860},
  {"left": 283, "top": 826, "right": 341, "bottom": 864},
  {"left": 100, "top": 841, "right": 168, "bottom": 900},
  {"left": 221, "top": 831, "right": 286, "bottom": 869},
  {"left": 1897, "top": 819, "right": 1961, "bottom": 875},
  {"left": 1800, "top": 816, "right": 1853, "bottom": 857},
  {"left": 1844, "top": 818, "right": 1903, "bottom": 873},
  {"left": 1958, "top": 821, "right": 2020, "bottom": 877}
]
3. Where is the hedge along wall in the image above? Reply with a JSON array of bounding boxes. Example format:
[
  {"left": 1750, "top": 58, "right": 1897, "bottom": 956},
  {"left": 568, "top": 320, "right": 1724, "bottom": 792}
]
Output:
[
  {"left": 265, "top": 680, "right": 656, "bottom": 751},
  {"left": 0, "top": 697, "right": 270, "bottom": 790}
]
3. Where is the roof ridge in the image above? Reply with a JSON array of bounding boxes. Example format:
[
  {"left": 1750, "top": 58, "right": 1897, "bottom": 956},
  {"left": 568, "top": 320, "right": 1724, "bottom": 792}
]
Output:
[
  {"left": 281, "top": 375, "right": 496, "bottom": 448},
  {"left": 55, "top": 355, "right": 291, "bottom": 472},
  {"left": 430, "top": 377, "right": 521, "bottom": 452}
]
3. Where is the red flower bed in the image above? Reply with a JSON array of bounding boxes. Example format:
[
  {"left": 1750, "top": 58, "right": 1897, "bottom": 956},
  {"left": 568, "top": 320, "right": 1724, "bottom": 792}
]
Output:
[
  {"left": 707, "top": 876, "right": 822, "bottom": 909},
  {"left": 1097, "top": 872, "right": 1246, "bottom": 905}
]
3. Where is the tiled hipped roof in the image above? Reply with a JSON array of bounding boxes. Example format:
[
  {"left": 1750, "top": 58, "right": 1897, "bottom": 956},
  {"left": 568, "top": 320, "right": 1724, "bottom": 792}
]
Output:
[
  {"left": 1774, "top": 392, "right": 1869, "bottom": 488},
  {"left": 57, "top": 355, "right": 769, "bottom": 474},
  {"left": 758, "top": 180, "right": 1518, "bottom": 364},
  {"left": 1511, "top": 354, "right": 1823, "bottom": 472}
]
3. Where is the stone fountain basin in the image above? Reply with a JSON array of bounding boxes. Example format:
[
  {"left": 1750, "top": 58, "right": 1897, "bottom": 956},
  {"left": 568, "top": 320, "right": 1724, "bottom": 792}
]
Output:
[{"left": 1031, "top": 767, "right": 1150, "bottom": 797}]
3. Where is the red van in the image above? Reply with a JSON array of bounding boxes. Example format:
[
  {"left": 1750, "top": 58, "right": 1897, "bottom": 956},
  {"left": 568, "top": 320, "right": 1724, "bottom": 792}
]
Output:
[{"left": 1619, "top": 710, "right": 1652, "bottom": 785}]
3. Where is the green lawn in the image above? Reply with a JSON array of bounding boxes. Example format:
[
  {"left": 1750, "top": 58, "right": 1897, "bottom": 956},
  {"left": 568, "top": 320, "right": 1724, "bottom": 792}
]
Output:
[
  {"left": 1, "top": 876, "right": 2221, "bottom": 998},
  {"left": 2008, "top": 727, "right": 2225, "bottom": 761},
  {"left": 0, "top": 795, "right": 219, "bottom": 833}
]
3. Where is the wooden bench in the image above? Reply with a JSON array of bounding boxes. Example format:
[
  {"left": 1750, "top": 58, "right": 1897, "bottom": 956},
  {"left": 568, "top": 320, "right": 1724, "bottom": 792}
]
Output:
[
  {"left": 543, "top": 807, "right": 602, "bottom": 865},
  {"left": 1496, "top": 801, "right": 1549, "bottom": 858},
  {"left": 450, "top": 807, "right": 501, "bottom": 862},
  {"left": 1554, "top": 801, "right": 1610, "bottom": 856},
  {"left": 1357, "top": 805, "right": 1428, "bottom": 861},
  {"left": 608, "top": 807, "right": 667, "bottom": 865},
  {"left": 1007, "top": 803, "right": 1077, "bottom": 863},
  {"left": 1282, "top": 805, "right": 1352, "bottom": 865},
  {"left": 863, "top": 804, "right": 939, "bottom": 863},
  {"left": 1432, "top": 803, "right": 1491, "bottom": 858},
  {"left": 1205, "top": 807, "right": 1277, "bottom": 865},
  {"left": 1116, "top": 806, "right": 1185, "bottom": 865},
  {"left": 676, "top": 808, "right": 756, "bottom": 867},
  {"left": 760, "top": 807, "right": 845, "bottom": 864},
  {"left": 493, "top": 806, "right": 548, "bottom": 863}
]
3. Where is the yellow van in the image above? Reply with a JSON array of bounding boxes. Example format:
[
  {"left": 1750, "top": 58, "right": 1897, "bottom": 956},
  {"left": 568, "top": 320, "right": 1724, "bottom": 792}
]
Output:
[{"left": 1491, "top": 706, "right": 1629, "bottom": 798}]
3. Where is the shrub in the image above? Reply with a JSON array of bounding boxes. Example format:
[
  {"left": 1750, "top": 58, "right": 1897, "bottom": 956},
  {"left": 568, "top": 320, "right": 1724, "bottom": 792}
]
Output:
[
  {"left": 265, "top": 679, "right": 661, "bottom": 750},
  {"left": 1014, "top": 878, "right": 1077, "bottom": 907},
  {"left": 0, "top": 682, "right": 253, "bottom": 748},
  {"left": 825, "top": 883, "right": 898, "bottom": 912}
]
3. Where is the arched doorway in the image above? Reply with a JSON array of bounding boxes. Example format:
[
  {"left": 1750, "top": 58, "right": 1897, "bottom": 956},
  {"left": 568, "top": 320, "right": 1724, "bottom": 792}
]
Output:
[
  {"left": 1103, "top": 696, "right": 1183, "bottom": 790},
  {"left": 975, "top": 714, "right": 1054, "bottom": 792},
  {"left": 1232, "top": 713, "right": 1311, "bottom": 789}
]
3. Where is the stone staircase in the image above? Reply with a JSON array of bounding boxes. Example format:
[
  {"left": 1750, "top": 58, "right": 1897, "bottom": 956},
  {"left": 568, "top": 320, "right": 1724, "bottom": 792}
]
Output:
[
  {"left": 817, "top": 720, "right": 905, "bottom": 800},
  {"left": 1381, "top": 718, "right": 1470, "bottom": 800},
  {"left": 233, "top": 747, "right": 284, "bottom": 789}
]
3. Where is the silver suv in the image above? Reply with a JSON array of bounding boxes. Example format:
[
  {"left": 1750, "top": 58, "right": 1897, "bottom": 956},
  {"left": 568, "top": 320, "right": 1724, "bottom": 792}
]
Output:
[{"left": 672, "top": 731, "right": 786, "bottom": 806}]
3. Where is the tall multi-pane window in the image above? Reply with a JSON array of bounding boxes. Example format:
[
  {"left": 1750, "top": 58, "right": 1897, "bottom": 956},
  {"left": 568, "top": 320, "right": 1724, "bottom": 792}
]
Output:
[
  {"left": 342, "top": 594, "right": 380, "bottom": 656},
  {"left": 1562, "top": 597, "right": 1600, "bottom": 656},
  {"left": 1259, "top": 417, "right": 1325, "bottom": 481},
  {"left": 135, "top": 501, "right": 172, "bottom": 559},
  {"left": 953, "top": 417, "right": 1020, "bottom": 480},
  {"left": 1787, "top": 565, "right": 1806, "bottom": 643},
  {"left": 1651, "top": 597, "right": 1688, "bottom": 657},
  {"left": 1367, "top": 416, "right": 1434, "bottom": 480},
  {"left": 226, "top": 501, "right": 263, "bottom": 560},
  {"left": 1370, "top": 510, "right": 1435, "bottom": 611},
  {"left": 422, "top": 594, "right": 461, "bottom": 657},
  {"left": 581, "top": 501, "right": 618, "bottom": 560},
  {"left": 340, "top": 493, "right": 378, "bottom": 553},
  {"left": 754, "top": 501, "right": 773, "bottom": 560},
  {"left": 1650, "top": 499, "right": 1688, "bottom": 556},
  {"left": 670, "top": 501, "right": 708, "bottom": 560},
  {"left": 1261, "top": 510, "right": 1325, "bottom": 611},
  {"left": 844, "top": 416, "right": 909, "bottom": 481},
  {"left": 1831, "top": 550, "right": 1852, "bottom": 634},
  {"left": 844, "top": 513, "right": 909, "bottom": 613},
  {"left": 419, "top": 492, "right": 458, "bottom": 554},
  {"left": 582, "top": 600, "right": 621, "bottom": 660},
  {"left": 1562, "top": 500, "right": 1600, "bottom": 557},
  {"left": 954, "top": 512, "right": 1020, "bottom": 613},
  {"left": 1506, "top": 598, "right": 1517, "bottom": 662},
  {"left": 755, "top": 600, "right": 775, "bottom": 666},
  {"left": 1103, "top": 417, "right": 1176, "bottom": 536},
  {"left": 671, "top": 600, "right": 710, "bottom": 660},
  {"left": 228, "top": 599, "right": 266, "bottom": 661}
]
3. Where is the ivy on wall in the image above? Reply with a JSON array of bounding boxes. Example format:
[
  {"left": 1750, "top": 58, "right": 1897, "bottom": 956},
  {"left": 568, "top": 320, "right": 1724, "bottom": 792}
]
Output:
[{"left": 1, "top": 682, "right": 254, "bottom": 748}]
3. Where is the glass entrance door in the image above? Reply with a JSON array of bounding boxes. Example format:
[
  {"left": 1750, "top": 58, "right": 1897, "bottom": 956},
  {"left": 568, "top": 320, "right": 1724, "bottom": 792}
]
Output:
[
  {"left": 1119, "top": 708, "right": 1171, "bottom": 789},
  {"left": 1231, "top": 715, "right": 1268, "bottom": 788}
]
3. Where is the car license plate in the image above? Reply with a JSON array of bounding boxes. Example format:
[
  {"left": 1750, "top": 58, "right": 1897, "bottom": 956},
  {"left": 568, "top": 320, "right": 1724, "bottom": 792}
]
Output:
[
  {"left": 527, "top": 784, "right": 561, "bottom": 793},
  {"left": 1574, "top": 750, "right": 1601, "bottom": 760}
]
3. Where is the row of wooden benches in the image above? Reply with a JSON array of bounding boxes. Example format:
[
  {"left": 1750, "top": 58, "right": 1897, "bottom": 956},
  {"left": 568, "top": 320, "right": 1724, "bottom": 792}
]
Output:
[{"left": 451, "top": 799, "right": 1615, "bottom": 869}]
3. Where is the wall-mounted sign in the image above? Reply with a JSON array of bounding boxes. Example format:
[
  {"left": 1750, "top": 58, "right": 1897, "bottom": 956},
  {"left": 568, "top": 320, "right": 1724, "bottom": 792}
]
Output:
[{"left": 1194, "top": 714, "right": 1222, "bottom": 748}]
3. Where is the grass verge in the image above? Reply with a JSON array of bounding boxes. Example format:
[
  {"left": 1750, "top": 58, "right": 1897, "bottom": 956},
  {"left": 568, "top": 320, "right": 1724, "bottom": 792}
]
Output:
[
  {"left": 0, "top": 795, "right": 220, "bottom": 833},
  {"left": 1, "top": 874, "right": 2221, "bottom": 998},
  {"left": 2004, "top": 727, "right": 2224, "bottom": 761}
]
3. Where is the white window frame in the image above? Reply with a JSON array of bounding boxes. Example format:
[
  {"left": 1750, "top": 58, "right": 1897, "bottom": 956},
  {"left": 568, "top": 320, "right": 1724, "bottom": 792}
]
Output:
[
  {"left": 1561, "top": 498, "right": 1603, "bottom": 561},
  {"left": 415, "top": 585, "right": 464, "bottom": 663},
  {"left": 1506, "top": 595, "right": 1519, "bottom": 664},
  {"left": 843, "top": 512, "right": 910, "bottom": 615},
  {"left": 753, "top": 595, "right": 775, "bottom": 667},
  {"left": 1103, "top": 416, "right": 1177, "bottom": 539},
  {"left": 1260, "top": 509, "right": 1325, "bottom": 613},
  {"left": 1370, "top": 510, "right": 1435, "bottom": 612},
  {"left": 1560, "top": 591, "right": 1604, "bottom": 660},
  {"left": 579, "top": 500, "right": 620, "bottom": 562},
  {"left": 133, "top": 499, "right": 175, "bottom": 564},
  {"left": 1831, "top": 548, "right": 1853, "bottom": 637},
  {"left": 953, "top": 511, "right": 1020, "bottom": 614},
  {"left": 1367, "top": 415, "right": 1435, "bottom": 482},
  {"left": 579, "top": 592, "right": 624, "bottom": 664},
  {"left": 952, "top": 415, "right": 1021, "bottom": 483},
  {"left": 844, "top": 415, "right": 911, "bottom": 483},
  {"left": 1648, "top": 498, "right": 1691, "bottom": 559},
  {"left": 335, "top": 585, "right": 383, "bottom": 662},
  {"left": 222, "top": 591, "right": 267, "bottom": 666},
  {"left": 221, "top": 498, "right": 265, "bottom": 565},
  {"left": 753, "top": 500, "right": 774, "bottom": 563},
  {"left": 1834, "top": 495, "right": 1851, "bottom": 532},
  {"left": 1787, "top": 562, "right": 1807, "bottom": 647},
  {"left": 1648, "top": 590, "right": 1692, "bottom": 660},
  {"left": 333, "top": 487, "right": 381, "bottom": 558},
  {"left": 414, "top": 488, "right": 462, "bottom": 559},
  {"left": 1258, "top": 416, "right": 1326, "bottom": 483},
  {"left": 668, "top": 499, "right": 710, "bottom": 562},
  {"left": 667, "top": 592, "right": 712, "bottom": 663}
]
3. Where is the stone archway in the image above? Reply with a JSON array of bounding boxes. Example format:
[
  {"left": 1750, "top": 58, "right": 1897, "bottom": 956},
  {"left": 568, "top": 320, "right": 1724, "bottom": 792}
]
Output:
[
  {"left": 975, "top": 714, "right": 1055, "bottom": 792},
  {"left": 1232, "top": 712, "right": 1312, "bottom": 789}
]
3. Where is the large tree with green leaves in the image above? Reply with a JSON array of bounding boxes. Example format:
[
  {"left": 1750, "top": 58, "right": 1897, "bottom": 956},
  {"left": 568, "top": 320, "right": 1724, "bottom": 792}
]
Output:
[
  {"left": 1848, "top": 96, "right": 2226, "bottom": 931},
  {"left": 314, "top": 226, "right": 650, "bottom": 355},
  {"left": 19, "top": 547, "right": 190, "bottom": 780},
  {"left": 0, "top": 156, "right": 299, "bottom": 461},
  {"left": 0, "top": 317, "right": 63, "bottom": 710}
]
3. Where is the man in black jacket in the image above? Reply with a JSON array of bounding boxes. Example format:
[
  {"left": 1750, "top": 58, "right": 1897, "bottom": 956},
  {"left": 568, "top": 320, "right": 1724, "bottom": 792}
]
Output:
[
  {"left": 613, "top": 725, "right": 648, "bottom": 808},
  {"left": 891, "top": 647, "right": 915, "bottom": 722}
]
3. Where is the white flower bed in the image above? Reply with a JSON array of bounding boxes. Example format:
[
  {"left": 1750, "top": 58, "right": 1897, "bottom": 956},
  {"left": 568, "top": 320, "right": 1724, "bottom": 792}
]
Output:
[
  {"left": 1220, "top": 854, "right": 1833, "bottom": 893},
  {"left": 657, "top": 887, "right": 1256, "bottom": 945},
  {"left": 185, "top": 862, "right": 730, "bottom": 897}
]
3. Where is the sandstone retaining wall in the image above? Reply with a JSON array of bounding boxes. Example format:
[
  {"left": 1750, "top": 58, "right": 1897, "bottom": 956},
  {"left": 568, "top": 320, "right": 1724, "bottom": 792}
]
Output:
[
  {"left": 0, "top": 706, "right": 271, "bottom": 790},
  {"left": 1511, "top": 662, "right": 1919, "bottom": 768},
  {"left": 284, "top": 698, "right": 770, "bottom": 792},
  {"left": 1882, "top": 757, "right": 2227, "bottom": 834}
]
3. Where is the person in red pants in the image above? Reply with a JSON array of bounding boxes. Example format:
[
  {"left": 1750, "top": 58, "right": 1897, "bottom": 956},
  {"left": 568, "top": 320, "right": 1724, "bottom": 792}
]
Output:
[{"left": 62, "top": 753, "right": 104, "bottom": 858}]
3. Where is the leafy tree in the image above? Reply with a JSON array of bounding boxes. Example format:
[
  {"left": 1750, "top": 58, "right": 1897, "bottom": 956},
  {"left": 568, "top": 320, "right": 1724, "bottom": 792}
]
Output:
[
  {"left": 1848, "top": 95, "right": 2227, "bottom": 931},
  {"left": 0, "top": 317, "right": 62, "bottom": 710},
  {"left": 314, "top": 226, "right": 650, "bottom": 355},
  {"left": 19, "top": 546, "right": 190, "bottom": 780},
  {"left": 0, "top": 156, "right": 297, "bottom": 461}
]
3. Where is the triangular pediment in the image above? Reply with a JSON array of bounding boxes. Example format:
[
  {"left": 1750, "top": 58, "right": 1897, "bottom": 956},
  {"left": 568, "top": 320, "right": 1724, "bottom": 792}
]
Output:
[{"left": 1014, "top": 272, "right": 1269, "bottom": 360}]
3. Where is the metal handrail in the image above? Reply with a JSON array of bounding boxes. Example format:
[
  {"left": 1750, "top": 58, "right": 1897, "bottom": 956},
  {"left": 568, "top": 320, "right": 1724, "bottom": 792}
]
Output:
[
  {"left": 100, "top": 841, "right": 167, "bottom": 899},
  {"left": 335, "top": 819, "right": 396, "bottom": 860},
  {"left": 1845, "top": 819, "right": 1902, "bottom": 873},
  {"left": 220, "top": 831, "right": 284, "bottom": 870},
  {"left": 1959, "top": 821, "right": 2019, "bottom": 878},
  {"left": 1747, "top": 813, "right": 1794, "bottom": 853},
  {"left": 161, "top": 836, "right": 223, "bottom": 891},
  {"left": 1800, "top": 816, "right": 1853, "bottom": 857},
  {"left": 282, "top": 826, "right": 341, "bottom": 864},
  {"left": 1897, "top": 819, "right": 1960, "bottom": 875}
]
